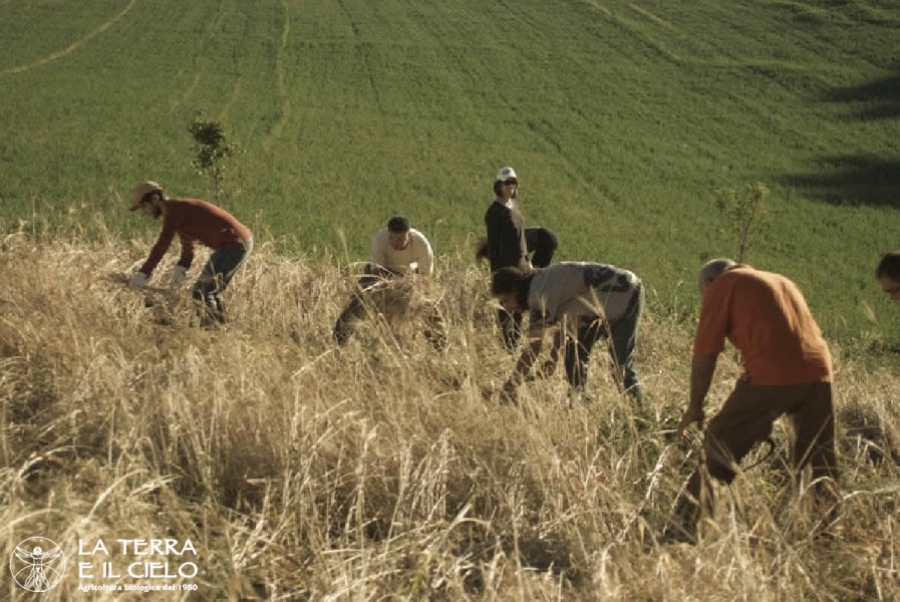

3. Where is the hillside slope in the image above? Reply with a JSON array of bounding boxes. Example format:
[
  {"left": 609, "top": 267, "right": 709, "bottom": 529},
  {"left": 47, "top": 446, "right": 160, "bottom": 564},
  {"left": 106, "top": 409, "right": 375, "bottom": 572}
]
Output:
[{"left": 1, "top": 229, "right": 898, "bottom": 599}]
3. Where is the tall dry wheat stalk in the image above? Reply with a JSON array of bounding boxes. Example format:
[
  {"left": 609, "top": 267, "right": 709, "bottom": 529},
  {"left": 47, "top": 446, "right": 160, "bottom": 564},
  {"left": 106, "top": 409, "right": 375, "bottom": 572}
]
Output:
[{"left": 1, "top": 222, "right": 898, "bottom": 600}]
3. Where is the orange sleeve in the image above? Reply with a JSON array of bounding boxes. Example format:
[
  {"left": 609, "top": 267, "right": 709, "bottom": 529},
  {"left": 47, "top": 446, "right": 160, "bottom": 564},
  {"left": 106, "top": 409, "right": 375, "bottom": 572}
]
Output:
[{"left": 693, "top": 280, "right": 730, "bottom": 357}]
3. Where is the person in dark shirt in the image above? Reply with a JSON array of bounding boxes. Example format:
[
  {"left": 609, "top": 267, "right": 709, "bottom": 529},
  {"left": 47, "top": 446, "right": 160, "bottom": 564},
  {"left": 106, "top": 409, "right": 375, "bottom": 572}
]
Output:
[
  {"left": 127, "top": 181, "right": 253, "bottom": 327},
  {"left": 478, "top": 166, "right": 558, "bottom": 349}
]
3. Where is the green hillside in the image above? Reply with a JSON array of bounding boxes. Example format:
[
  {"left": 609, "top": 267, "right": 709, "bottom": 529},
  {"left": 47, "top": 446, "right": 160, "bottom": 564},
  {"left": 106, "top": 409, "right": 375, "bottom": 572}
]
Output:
[{"left": 1, "top": 0, "right": 899, "bottom": 344}]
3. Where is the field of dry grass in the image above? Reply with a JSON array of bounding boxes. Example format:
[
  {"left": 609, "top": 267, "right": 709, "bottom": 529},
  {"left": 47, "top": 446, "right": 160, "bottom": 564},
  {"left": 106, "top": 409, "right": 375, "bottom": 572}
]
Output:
[{"left": 2, "top": 225, "right": 899, "bottom": 600}]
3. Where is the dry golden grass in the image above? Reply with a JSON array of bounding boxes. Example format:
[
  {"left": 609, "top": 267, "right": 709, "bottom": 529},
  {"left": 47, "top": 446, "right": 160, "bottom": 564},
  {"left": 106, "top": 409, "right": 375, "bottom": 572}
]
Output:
[{"left": 1, "top": 225, "right": 899, "bottom": 600}]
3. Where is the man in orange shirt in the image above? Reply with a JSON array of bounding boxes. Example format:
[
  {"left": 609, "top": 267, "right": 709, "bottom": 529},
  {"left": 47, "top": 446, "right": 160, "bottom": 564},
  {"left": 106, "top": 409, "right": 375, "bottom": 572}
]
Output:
[
  {"left": 670, "top": 258, "right": 838, "bottom": 541},
  {"left": 127, "top": 181, "right": 253, "bottom": 328}
]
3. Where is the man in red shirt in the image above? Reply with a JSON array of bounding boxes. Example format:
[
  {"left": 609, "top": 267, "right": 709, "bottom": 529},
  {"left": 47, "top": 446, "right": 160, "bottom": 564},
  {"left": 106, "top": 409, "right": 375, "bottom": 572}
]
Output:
[
  {"left": 670, "top": 258, "right": 838, "bottom": 542},
  {"left": 127, "top": 181, "right": 253, "bottom": 327}
]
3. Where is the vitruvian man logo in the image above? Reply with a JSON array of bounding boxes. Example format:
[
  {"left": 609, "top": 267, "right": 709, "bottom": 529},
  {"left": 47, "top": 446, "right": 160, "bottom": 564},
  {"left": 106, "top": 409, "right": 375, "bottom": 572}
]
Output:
[{"left": 9, "top": 537, "right": 66, "bottom": 593}]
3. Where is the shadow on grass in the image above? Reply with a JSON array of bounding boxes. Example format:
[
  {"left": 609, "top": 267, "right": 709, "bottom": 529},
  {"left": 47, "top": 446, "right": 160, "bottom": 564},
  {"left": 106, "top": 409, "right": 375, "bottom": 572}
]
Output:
[
  {"left": 779, "top": 67, "right": 900, "bottom": 207},
  {"left": 780, "top": 155, "right": 900, "bottom": 208},
  {"left": 780, "top": 67, "right": 900, "bottom": 209},
  {"left": 825, "top": 72, "right": 900, "bottom": 121}
]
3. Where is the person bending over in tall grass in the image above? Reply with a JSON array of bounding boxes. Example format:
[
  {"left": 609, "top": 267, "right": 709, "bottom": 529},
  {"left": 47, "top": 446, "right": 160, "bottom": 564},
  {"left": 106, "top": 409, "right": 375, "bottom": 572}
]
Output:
[
  {"left": 875, "top": 251, "right": 900, "bottom": 302},
  {"left": 127, "top": 180, "right": 253, "bottom": 328},
  {"left": 333, "top": 216, "right": 446, "bottom": 349},
  {"left": 489, "top": 262, "right": 643, "bottom": 404},
  {"left": 670, "top": 258, "right": 839, "bottom": 543},
  {"left": 476, "top": 166, "right": 558, "bottom": 351}
]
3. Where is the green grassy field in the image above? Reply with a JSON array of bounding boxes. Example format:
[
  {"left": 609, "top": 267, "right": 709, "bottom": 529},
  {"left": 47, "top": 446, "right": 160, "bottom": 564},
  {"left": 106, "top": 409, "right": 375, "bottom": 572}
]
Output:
[{"left": 1, "top": 0, "right": 899, "bottom": 342}]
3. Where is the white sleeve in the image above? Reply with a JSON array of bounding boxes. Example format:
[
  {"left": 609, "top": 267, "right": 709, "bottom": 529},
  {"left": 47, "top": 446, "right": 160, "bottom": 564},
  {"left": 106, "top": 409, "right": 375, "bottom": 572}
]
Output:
[{"left": 416, "top": 232, "right": 434, "bottom": 276}]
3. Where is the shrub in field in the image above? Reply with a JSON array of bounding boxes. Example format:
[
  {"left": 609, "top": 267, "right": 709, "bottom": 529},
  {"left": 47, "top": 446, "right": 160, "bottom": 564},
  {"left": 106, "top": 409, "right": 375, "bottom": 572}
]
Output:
[
  {"left": 187, "top": 113, "right": 241, "bottom": 204},
  {"left": 715, "top": 182, "right": 770, "bottom": 262}
]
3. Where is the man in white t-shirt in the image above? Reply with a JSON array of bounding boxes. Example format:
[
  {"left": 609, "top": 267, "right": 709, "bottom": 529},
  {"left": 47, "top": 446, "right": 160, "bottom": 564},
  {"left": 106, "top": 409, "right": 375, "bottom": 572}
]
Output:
[
  {"left": 490, "top": 262, "right": 644, "bottom": 402},
  {"left": 366, "top": 216, "right": 434, "bottom": 279},
  {"left": 333, "top": 217, "right": 445, "bottom": 348}
]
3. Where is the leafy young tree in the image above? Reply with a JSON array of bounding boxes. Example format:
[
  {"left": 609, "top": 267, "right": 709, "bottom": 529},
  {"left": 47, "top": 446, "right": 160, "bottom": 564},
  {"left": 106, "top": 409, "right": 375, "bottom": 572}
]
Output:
[
  {"left": 188, "top": 113, "right": 240, "bottom": 204},
  {"left": 715, "top": 182, "right": 770, "bottom": 263}
]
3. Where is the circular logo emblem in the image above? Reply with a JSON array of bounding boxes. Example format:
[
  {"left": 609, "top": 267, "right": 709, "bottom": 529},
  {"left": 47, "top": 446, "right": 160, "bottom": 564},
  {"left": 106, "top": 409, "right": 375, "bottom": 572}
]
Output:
[{"left": 9, "top": 537, "right": 66, "bottom": 593}]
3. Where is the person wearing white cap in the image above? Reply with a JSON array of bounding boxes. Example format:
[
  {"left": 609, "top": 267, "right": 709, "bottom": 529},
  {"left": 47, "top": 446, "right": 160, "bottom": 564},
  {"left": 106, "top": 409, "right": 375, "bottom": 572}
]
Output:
[
  {"left": 127, "top": 181, "right": 253, "bottom": 327},
  {"left": 477, "top": 166, "right": 558, "bottom": 350}
]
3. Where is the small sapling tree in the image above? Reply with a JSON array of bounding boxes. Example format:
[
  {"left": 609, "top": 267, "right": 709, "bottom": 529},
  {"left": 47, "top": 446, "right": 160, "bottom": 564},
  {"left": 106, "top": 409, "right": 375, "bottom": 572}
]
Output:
[
  {"left": 188, "top": 113, "right": 240, "bottom": 204},
  {"left": 715, "top": 182, "right": 770, "bottom": 262}
]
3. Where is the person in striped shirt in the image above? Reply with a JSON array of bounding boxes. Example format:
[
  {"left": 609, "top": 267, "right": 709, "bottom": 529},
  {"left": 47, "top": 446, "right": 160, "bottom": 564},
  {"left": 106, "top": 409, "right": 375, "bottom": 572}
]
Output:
[{"left": 490, "top": 261, "right": 644, "bottom": 403}]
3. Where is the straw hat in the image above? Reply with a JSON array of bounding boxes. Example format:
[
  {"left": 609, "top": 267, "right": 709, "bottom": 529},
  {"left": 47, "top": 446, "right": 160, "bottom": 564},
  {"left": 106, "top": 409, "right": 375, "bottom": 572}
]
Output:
[{"left": 129, "top": 181, "right": 164, "bottom": 211}]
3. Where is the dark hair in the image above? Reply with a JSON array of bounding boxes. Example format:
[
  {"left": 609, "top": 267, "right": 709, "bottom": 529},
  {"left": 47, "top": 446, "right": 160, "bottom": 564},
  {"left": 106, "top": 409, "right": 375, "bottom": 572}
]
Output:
[
  {"left": 876, "top": 252, "right": 900, "bottom": 281},
  {"left": 493, "top": 180, "right": 519, "bottom": 199},
  {"left": 141, "top": 190, "right": 163, "bottom": 205},
  {"left": 491, "top": 266, "right": 533, "bottom": 306},
  {"left": 387, "top": 216, "right": 410, "bottom": 233}
]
